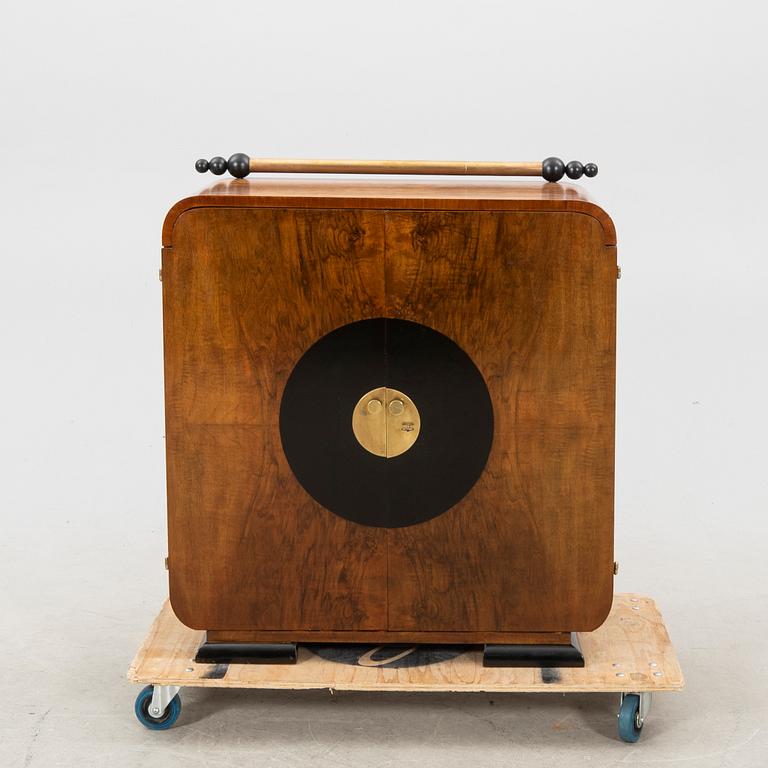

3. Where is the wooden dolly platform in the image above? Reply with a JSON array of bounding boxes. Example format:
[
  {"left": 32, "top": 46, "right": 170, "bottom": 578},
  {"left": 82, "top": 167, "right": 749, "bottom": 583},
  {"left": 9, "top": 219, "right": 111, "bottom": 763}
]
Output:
[{"left": 128, "top": 593, "right": 683, "bottom": 743}]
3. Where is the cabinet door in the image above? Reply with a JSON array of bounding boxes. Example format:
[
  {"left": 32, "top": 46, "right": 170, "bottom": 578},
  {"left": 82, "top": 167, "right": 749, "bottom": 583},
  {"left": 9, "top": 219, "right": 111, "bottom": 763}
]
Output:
[
  {"left": 164, "top": 207, "right": 388, "bottom": 631},
  {"left": 383, "top": 210, "right": 616, "bottom": 632}
]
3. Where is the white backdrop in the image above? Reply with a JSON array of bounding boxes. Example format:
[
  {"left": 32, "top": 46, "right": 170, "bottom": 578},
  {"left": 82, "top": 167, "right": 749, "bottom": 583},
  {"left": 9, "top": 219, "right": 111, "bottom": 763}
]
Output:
[{"left": 1, "top": 1, "right": 767, "bottom": 766}]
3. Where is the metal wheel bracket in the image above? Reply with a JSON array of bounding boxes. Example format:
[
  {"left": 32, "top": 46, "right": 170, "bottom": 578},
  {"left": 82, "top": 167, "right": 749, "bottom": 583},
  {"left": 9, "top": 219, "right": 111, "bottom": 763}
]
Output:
[
  {"left": 620, "top": 691, "right": 652, "bottom": 727},
  {"left": 149, "top": 685, "right": 181, "bottom": 718}
]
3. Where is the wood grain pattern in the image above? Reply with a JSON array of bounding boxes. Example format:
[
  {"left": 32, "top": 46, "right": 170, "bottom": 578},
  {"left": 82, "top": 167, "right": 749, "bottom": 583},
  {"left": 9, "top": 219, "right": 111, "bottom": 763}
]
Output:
[
  {"left": 164, "top": 208, "right": 389, "bottom": 631},
  {"left": 205, "top": 629, "right": 573, "bottom": 645},
  {"left": 128, "top": 595, "right": 684, "bottom": 693},
  {"left": 162, "top": 180, "right": 617, "bottom": 640},
  {"left": 384, "top": 211, "right": 616, "bottom": 632},
  {"left": 162, "top": 178, "right": 615, "bottom": 246}
]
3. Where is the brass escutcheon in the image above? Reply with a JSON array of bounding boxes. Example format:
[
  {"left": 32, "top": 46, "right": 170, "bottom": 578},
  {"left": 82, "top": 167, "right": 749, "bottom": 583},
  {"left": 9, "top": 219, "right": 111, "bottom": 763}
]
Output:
[{"left": 352, "top": 387, "right": 421, "bottom": 458}]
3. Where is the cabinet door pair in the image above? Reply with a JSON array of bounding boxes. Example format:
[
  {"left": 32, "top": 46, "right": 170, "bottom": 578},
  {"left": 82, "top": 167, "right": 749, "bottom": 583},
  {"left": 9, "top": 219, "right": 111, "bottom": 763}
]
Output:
[{"left": 163, "top": 207, "right": 616, "bottom": 635}]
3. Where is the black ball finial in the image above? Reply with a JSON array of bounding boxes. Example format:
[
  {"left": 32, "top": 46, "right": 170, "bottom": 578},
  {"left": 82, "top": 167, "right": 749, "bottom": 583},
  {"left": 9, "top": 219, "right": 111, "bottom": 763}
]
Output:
[
  {"left": 209, "top": 156, "right": 227, "bottom": 175},
  {"left": 565, "top": 160, "right": 584, "bottom": 179},
  {"left": 195, "top": 158, "right": 209, "bottom": 173},
  {"left": 583, "top": 162, "right": 598, "bottom": 178},
  {"left": 542, "top": 156, "right": 565, "bottom": 182},
  {"left": 227, "top": 153, "right": 250, "bottom": 179}
]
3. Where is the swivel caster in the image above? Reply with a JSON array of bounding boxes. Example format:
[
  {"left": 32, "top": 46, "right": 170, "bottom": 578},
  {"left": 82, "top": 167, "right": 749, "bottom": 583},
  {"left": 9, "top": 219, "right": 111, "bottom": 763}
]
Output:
[
  {"left": 134, "top": 685, "right": 182, "bottom": 730},
  {"left": 618, "top": 692, "right": 651, "bottom": 743}
]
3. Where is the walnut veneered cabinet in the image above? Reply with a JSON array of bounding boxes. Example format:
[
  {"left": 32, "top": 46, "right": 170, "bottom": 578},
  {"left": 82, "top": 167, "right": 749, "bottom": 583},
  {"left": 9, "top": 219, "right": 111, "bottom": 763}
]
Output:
[{"left": 161, "top": 178, "right": 617, "bottom": 652}]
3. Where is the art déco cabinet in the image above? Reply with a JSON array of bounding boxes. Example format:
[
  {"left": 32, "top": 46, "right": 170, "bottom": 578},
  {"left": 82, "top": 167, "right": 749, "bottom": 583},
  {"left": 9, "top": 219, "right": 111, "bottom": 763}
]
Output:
[{"left": 161, "top": 177, "right": 617, "bottom": 662}]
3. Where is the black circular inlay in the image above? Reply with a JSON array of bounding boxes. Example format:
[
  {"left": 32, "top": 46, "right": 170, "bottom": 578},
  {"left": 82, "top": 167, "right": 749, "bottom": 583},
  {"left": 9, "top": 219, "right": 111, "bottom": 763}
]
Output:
[{"left": 279, "top": 318, "right": 494, "bottom": 528}]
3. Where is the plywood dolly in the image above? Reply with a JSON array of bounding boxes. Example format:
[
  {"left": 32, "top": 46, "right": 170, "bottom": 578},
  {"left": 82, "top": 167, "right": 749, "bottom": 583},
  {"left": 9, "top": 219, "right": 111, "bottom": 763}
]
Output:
[{"left": 128, "top": 594, "right": 683, "bottom": 743}]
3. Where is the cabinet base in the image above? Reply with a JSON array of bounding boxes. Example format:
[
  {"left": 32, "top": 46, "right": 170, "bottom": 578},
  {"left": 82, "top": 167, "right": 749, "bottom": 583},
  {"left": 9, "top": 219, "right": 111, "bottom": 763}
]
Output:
[
  {"left": 194, "top": 641, "right": 297, "bottom": 665},
  {"left": 193, "top": 633, "right": 584, "bottom": 668},
  {"left": 483, "top": 633, "right": 584, "bottom": 667}
]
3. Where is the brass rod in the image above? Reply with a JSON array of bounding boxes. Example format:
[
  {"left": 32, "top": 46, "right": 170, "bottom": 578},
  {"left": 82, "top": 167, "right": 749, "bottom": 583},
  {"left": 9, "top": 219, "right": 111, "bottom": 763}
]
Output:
[{"left": 246, "top": 157, "right": 543, "bottom": 176}]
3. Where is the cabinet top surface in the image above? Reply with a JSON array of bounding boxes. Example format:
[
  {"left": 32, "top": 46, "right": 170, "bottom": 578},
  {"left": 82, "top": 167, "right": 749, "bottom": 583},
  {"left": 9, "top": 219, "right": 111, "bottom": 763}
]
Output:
[
  {"left": 190, "top": 177, "right": 600, "bottom": 203},
  {"left": 163, "top": 178, "right": 615, "bottom": 246}
]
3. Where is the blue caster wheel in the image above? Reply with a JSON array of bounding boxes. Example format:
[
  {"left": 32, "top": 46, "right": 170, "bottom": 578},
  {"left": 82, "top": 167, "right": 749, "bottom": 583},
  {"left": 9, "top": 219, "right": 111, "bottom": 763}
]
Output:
[
  {"left": 134, "top": 685, "right": 182, "bottom": 730},
  {"left": 618, "top": 693, "right": 643, "bottom": 743}
]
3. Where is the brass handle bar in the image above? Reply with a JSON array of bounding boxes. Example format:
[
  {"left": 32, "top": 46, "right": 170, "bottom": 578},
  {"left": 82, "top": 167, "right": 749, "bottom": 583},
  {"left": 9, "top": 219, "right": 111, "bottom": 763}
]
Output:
[{"left": 194, "top": 154, "right": 598, "bottom": 182}]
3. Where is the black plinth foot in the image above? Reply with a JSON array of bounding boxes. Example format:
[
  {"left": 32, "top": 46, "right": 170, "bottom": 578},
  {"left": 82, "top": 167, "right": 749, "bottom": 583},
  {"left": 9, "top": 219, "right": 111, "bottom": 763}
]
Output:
[
  {"left": 194, "top": 640, "right": 298, "bottom": 665},
  {"left": 483, "top": 633, "right": 584, "bottom": 668}
]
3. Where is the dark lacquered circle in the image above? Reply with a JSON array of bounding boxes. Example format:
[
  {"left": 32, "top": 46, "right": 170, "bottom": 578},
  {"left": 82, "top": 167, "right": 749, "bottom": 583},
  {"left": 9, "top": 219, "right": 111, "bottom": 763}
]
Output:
[{"left": 279, "top": 318, "right": 494, "bottom": 528}]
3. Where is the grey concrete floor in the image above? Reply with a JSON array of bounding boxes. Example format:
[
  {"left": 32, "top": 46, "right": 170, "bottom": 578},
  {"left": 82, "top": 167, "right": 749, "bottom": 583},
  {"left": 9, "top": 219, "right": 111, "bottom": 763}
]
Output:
[{"left": 2, "top": 505, "right": 767, "bottom": 768}]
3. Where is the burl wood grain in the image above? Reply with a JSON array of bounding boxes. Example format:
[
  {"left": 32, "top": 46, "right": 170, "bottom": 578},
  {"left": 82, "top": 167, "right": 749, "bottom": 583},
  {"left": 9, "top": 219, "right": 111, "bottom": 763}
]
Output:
[
  {"left": 205, "top": 629, "right": 573, "bottom": 644},
  {"left": 385, "top": 211, "right": 616, "bottom": 632},
  {"left": 164, "top": 208, "right": 388, "bottom": 631},
  {"left": 162, "top": 178, "right": 616, "bottom": 247},
  {"left": 162, "top": 181, "right": 616, "bottom": 638}
]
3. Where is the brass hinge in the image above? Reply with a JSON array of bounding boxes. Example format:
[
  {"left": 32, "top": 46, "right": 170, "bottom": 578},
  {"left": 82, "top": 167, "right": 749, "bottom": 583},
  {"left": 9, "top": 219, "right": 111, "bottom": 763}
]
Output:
[
  {"left": 164, "top": 556, "right": 169, "bottom": 571},
  {"left": 158, "top": 268, "right": 163, "bottom": 282},
  {"left": 617, "top": 265, "right": 622, "bottom": 279},
  {"left": 613, "top": 561, "right": 619, "bottom": 575}
]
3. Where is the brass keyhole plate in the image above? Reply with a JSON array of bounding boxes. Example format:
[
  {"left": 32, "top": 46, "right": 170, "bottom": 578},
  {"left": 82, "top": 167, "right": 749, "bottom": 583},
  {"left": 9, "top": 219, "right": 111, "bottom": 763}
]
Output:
[{"left": 352, "top": 387, "right": 421, "bottom": 458}]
